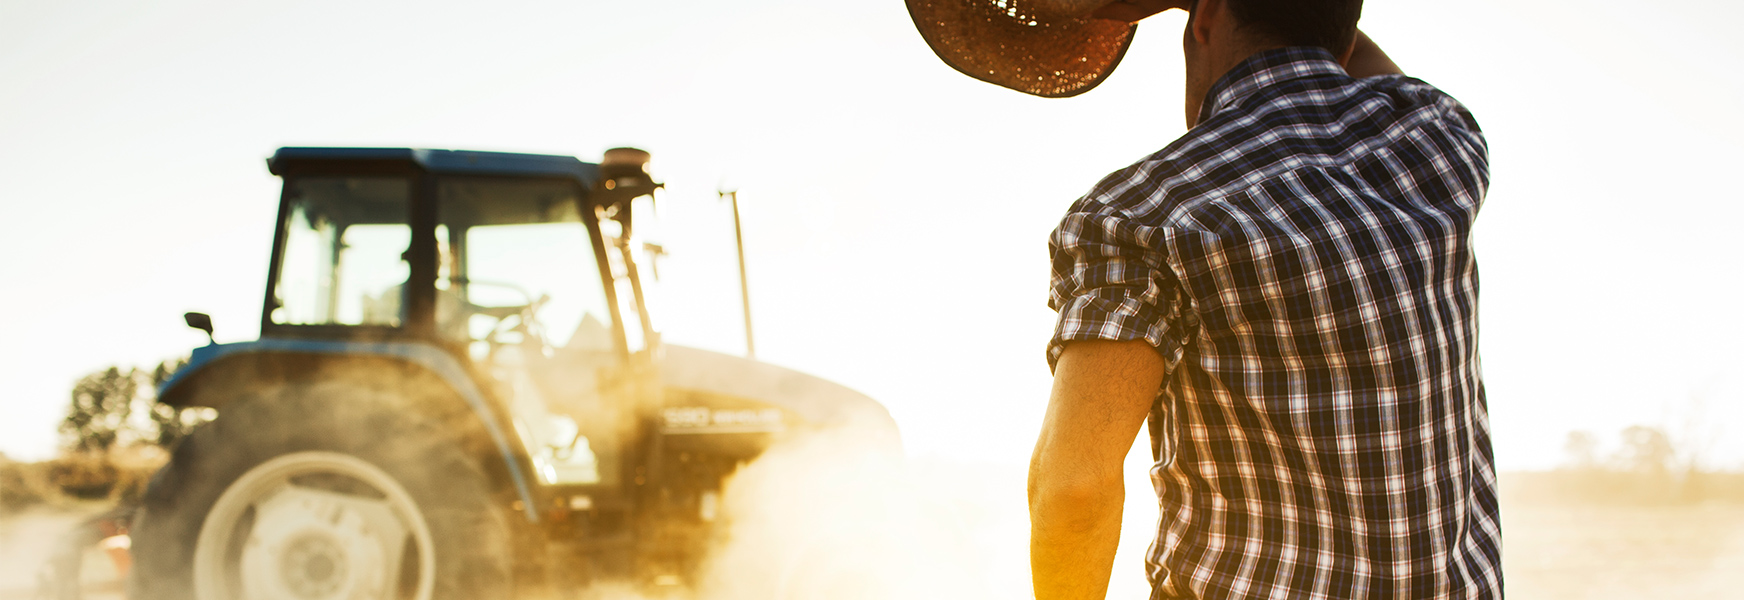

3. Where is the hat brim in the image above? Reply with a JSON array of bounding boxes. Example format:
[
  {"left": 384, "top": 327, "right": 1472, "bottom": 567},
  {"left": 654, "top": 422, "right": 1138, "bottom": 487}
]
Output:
[{"left": 908, "top": 0, "right": 1137, "bottom": 98}]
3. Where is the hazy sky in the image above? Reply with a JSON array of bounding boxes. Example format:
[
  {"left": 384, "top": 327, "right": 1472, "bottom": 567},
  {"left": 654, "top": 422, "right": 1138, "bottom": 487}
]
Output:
[{"left": 2, "top": 0, "right": 1741, "bottom": 472}]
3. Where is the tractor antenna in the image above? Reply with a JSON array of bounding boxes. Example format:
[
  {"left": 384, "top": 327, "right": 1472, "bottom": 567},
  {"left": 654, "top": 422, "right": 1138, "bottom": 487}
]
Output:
[{"left": 719, "top": 189, "right": 755, "bottom": 360}]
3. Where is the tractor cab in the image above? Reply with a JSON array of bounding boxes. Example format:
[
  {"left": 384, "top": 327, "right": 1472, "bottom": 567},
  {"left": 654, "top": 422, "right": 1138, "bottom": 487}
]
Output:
[{"left": 263, "top": 147, "right": 659, "bottom": 489}]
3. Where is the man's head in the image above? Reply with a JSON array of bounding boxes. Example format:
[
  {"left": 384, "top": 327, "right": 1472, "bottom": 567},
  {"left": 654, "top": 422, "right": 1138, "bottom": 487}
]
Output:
[
  {"left": 1180, "top": 0, "right": 1362, "bottom": 127},
  {"left": 1221, "top": 0, "right": 1363, "bottom": 56}
]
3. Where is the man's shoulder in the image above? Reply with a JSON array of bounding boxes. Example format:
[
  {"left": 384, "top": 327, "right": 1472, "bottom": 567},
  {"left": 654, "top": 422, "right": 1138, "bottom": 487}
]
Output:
[
  {"left": 1085, "top": 73, "right": 1481, "bottom": 216},
  {"left": 1207, "top": 70, "right": 1481, "bottom": 150},
  {"left": 1353, "top": 74, "right": 1485, "bottom": 137}
]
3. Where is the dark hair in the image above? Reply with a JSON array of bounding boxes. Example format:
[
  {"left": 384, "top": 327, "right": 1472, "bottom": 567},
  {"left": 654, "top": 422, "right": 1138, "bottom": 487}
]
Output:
[{"left": 1224, "top": 0, "right": 1363, "bottom": 54}]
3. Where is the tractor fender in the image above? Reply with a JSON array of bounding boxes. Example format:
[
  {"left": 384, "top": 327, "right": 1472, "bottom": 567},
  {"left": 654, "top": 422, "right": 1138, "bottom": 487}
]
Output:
[
  {"left": 658, "top": 344, "right": 900, "bottom": 447},
  {"left": 157, "top": 339, "right": 541, "bottom": 522}
]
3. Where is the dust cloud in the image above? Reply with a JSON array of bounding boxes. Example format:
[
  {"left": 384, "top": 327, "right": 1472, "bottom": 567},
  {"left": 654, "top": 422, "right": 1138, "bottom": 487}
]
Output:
[{"left": 690, "top": 430, "right": 1033, "bottom": 600}]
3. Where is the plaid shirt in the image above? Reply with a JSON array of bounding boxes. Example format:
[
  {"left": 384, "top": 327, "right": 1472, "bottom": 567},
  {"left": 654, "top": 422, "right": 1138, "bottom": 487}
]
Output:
[{"left": 1047, "top": 48, "right": 1499, "bottom": 600}]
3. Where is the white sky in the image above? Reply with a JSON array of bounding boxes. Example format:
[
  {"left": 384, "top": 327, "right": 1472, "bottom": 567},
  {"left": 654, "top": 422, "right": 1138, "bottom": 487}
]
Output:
[{"left": 2, "top": 0, "right": 1741, "bottom": 474}]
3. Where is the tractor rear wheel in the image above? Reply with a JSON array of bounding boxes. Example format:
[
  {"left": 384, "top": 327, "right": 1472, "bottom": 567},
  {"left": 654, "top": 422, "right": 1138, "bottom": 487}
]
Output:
[{"left": 129, "top": 383, "right": 512, "bottom": 600}]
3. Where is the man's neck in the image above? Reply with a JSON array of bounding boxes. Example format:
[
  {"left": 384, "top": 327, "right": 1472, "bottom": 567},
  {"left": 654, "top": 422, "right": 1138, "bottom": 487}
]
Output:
[{"left": 1191, "top": 42, "right": 1287, "bottom": 127}]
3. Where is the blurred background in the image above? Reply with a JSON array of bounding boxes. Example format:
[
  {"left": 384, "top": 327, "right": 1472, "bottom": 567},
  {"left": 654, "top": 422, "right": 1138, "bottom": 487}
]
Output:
[{"left": 2, "top": 0, "right": 1741, "bottom": 598}]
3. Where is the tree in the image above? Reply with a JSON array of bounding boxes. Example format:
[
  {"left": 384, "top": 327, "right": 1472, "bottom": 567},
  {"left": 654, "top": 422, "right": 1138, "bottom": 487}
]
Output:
[
  {"left": 60, "top": 367, "right": 141, "bottom": 453},
  {"left": 1562, "top": 430, "right": 1601, "bottom": 470},
  {"left": 145, "top": 358, "right": 205, "bottom": 448},
  {"left": 59, "top": 359, "right": 211, "bottom": 454},
  {"left": 1614, "top": 425, "right": 1676, "bottom": 475}
]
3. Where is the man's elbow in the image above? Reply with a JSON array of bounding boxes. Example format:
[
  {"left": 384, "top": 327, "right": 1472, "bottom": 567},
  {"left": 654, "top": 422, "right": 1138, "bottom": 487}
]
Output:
[{"left": 1028, "top": 467, "right": 1124, "bottom": 523}]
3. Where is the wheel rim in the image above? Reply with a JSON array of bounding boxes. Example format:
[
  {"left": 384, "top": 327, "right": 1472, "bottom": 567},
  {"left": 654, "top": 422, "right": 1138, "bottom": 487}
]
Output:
[{"left": 194, "top": 451, "right": 437, "bottom": 600}]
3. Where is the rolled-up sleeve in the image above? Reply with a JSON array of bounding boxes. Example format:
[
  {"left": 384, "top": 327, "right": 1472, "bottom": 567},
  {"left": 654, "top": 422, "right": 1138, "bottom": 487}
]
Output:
[{"left": 1046, "top": 207, "right": 1186, "bottom": 371}]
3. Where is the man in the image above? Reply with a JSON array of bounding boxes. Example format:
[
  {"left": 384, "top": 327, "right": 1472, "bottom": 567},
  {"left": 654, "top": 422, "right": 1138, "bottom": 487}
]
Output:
[{"left": 908, "top": 1, "right": 1497, "bottom": 598}]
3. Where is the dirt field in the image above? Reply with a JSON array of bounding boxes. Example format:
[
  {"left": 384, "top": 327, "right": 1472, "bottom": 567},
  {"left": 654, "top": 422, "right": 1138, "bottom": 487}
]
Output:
[
  {"left": 1503, "top": 503, "right": 1744, "bottom": 599},
  {"left": 0, "top": 502, "right": 123, "bottom": 600},
  {"left": 3, "top": 486, "right": 1741, "bottom": 599}
]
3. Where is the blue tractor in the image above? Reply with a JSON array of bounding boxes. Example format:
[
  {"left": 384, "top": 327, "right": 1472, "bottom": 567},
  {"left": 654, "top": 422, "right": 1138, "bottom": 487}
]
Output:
[{"left": 129, "top": 147, "right": 896, "bottom": 600}]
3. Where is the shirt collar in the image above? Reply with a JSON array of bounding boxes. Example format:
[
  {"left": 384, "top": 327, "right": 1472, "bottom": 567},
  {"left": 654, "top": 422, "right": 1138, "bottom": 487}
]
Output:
[{"left": 1196, "top": 46, "right": 1347, "bottom": 125}]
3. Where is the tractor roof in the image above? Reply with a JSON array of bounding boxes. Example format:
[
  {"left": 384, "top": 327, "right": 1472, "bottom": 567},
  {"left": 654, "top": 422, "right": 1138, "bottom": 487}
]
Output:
[{"left": 267, "top": 147, "right": 601, "bottom": 186}]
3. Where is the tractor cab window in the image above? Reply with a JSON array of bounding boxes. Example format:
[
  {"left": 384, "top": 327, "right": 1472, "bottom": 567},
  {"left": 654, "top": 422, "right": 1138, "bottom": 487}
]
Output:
[
  {"left": 434, "top": 178, "right": 616, "bottom": 354},
  {"left": 271, "top": 177, "right": 412, "bottom": 326}
]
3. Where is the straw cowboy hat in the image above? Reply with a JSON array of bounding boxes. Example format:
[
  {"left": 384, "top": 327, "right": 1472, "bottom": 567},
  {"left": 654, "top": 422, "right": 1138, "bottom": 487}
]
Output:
[{"left": 906, "top": 0, "right": 1181, "bottom": 97}]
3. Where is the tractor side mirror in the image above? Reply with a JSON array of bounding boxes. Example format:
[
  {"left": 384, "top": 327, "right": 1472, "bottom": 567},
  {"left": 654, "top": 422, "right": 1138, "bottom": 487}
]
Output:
[{"left": 184, "top": 312, "right": 215, "bottom": 344}]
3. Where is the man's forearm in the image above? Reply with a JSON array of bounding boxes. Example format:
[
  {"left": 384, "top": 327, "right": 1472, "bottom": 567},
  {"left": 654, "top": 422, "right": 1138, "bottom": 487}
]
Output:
[
  {"left": 1090, "top": 0, "right": 1192, "bottom": 22},
  {"left": 1030, "top": 340, "right": 1165, "bottom": 600},
  {"left": 1030, "top": 473, "right": 1126, "bottom": 600}
]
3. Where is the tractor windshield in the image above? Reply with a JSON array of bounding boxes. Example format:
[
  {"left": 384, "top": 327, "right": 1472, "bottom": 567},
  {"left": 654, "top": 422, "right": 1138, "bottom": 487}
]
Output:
[{"left": 435, "top": 177, "right": 616, "bottom": 354}]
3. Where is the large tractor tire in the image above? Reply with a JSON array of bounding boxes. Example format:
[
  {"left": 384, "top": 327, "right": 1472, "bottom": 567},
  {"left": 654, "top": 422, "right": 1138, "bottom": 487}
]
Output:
[{"left": 129, "top": 383, "right": 512, "bottom": 600}]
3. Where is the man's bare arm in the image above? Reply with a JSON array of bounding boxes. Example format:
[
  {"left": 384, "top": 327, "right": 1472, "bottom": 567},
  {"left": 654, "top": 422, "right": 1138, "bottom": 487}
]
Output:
[
  {"left": 1090, "top": 0, "right": 1192, "bottom": 22},
  {"left": 1030, "top": 340, "right": 1166, "bottom": 600},
  {"left": 1344, "top": 30, "right": 1403, "bottom": 77}
]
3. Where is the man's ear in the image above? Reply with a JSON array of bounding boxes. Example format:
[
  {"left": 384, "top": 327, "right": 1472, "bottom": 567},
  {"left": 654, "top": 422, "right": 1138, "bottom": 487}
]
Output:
[{"left": 1189, "top": 0, "right": 1219, "bottom": 45}]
